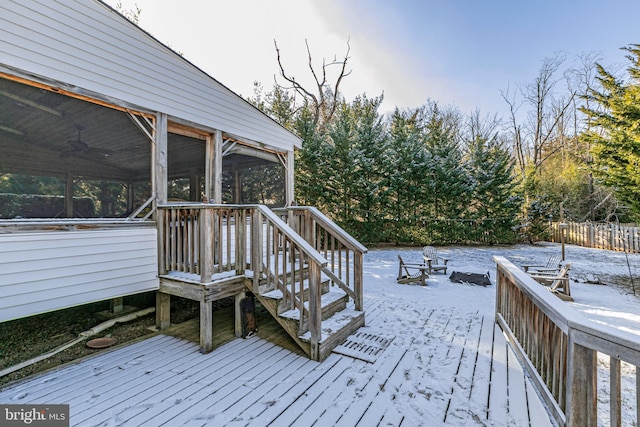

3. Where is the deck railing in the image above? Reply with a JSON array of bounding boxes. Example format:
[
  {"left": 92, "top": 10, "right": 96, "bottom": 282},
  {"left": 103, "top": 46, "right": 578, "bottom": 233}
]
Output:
[
  {"left": 494, "top": 256, "right": 640, "bottom": 427},
  {"left": 158, "top": 204, "right": 330, "bottom": 359},
  {"left": 274, "top": 206, "right": 368, "bottom": 311}
]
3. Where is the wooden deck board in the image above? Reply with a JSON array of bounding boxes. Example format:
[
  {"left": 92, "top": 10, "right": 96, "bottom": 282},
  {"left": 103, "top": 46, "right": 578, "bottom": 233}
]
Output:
[
  {"left": 488, "top": 324, "right": 510, "bottom": 421},
  {"left": 466, "top": 314, "right": 495, "bottom": 423},
  {"left": 525, "top": 376, "right": 554, "bottom": 427},
  {"left": 507, "top": 342, "right": 531, "bottom": 426},
  {"left": 443, "top": 315, "right": 485, "bottom": 424},
  {"left": 0, "top": 304, "right": 554, "bottom": 427}
]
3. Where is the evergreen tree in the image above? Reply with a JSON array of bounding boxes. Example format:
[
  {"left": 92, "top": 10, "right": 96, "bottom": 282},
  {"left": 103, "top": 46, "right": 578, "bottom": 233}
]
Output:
[
  {"left": 349, "top": 95, "right": 388, "bottom": 241},
  {"left": 325, "top": 101, "right": 358, "bottom": 225},
  {"left": 293, "top": 104, "right": 331, "bottom": 207},
  {"left": 421, "top": 103, "right": 470, "bottom": 219},
  {"left": 384, "top": 108, "right": 428, "bottom": 242},
  {"left": 581, "top": 44, "right": 640, "bottom": 220},
  {"left": 464, "top": 113, "right": 521, "bottom": 242}
]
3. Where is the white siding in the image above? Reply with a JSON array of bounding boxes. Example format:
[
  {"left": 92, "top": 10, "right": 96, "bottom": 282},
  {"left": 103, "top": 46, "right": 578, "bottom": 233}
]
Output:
[
  {"left": 0, "top": 228, "right": 159, "bottom": 322},
  {"left": 0, "top": 0, "right": 300, "bottom": 152}
]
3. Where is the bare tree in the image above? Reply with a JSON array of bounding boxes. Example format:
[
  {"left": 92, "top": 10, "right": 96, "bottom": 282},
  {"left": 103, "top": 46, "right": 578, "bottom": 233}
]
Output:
[
  {"left": 274, "top": 39, "right": 352, "bottom": 126},
  {"left": 501, "top": 55, "right": 576, "bottom": 190}
]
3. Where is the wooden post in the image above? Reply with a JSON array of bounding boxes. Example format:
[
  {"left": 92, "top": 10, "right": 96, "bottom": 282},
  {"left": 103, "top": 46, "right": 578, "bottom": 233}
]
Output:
[
  {"left": 213, "top": 129, "right": 223, "bottom": 203},
  {"left": 286, "top": 150, "right": 295, "bottom": 206},
  {"left": 110, "top": 297, "right": 124, "bottom": 314},
  {"left": 200, "top": 207, "right": 214, "bottom": 283},
  {"left": 251, "top": 208, "right": 263, "bottom": 294},
  {"left": 611, "top": 356, "right": 621, "bottom": 427},
  {"left": 566, "top": 336, "right": 597, "bottom": 426},
  {"left": 204, "top": 133, "right": 214, "bottom": 202},
  {"left": 236, "top": 209, "right": 246, "bottom": 273},
  {"left": 354, "top": 251, "right": 363, "bottom": 311},
  {"left": 200, "top": 300, "right": 213, "bottom": 353},
  {"left": 154, "top": 113, "right": 168, "bottom": 206},
  {"left": 156, "top": 292, "right": 171, "bottom": 330},
  {"left": 308, "top": 260, "right": 322, "bottom": 361},
  {"left": 234, "top": 291, "right": 246, "bottom": 338}
]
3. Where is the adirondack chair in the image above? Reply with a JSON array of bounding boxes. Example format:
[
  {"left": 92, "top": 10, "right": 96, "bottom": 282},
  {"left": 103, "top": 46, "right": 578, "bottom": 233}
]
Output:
[
  {"left": 528, "top": 263, "right": 573, "bottom": 302},
  {"left": 422, "top": 246, "right": 449, "bottom": 274},
  {"left": 397, "top": 255, "right": 429, "bottom": 286},
  {"left": 522, "top": 253, "right": 562, "bottom": 273}
]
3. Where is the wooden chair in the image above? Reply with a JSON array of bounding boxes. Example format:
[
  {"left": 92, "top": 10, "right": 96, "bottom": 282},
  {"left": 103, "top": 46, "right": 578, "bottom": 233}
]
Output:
[
  {"left": 522, "top": 253, "right": 562, "bottom": 273},
  {"left": 422, "top": 246, "right": 449, "bottom": 274},
  {"left": 528, "top": 263, "right": 573, "bottom": 301},
  {"left": 397, "top": 255, "right": 429, "bottom": 286}
]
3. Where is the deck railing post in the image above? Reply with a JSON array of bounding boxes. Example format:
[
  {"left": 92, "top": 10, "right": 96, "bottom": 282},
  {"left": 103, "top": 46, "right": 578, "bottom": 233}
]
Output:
[
  {"left": 236, "top": 208, "right": 246, "bottom": 274},
  {"left": 200, "top": 207, "right": 214, "bottom": 283},
  {"left": 354, "top": 251, "right": 363, "bottom": 311},
  {"left": 565, "top": 333, "right": 597, "bottom": 427},
  {"left": 251, "top": 208, "right": 263, "bottom": 294},
  {"left": 308, "top": 260, "right": 322, "bottom": 361}
]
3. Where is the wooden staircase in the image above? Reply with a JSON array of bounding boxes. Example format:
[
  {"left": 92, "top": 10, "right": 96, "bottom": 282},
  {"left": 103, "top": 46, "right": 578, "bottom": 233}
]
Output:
[
  {"left": 156, "top": 204, "right": 367, "bottom": 362},
  {"left": 254, "top": 274, "right": 365, "bottom": 361}
]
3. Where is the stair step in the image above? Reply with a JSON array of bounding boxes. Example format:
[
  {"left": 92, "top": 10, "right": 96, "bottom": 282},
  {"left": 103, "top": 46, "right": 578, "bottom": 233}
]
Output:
[
  {"left": 279, "top": 288, "right": 348, "bottom": 321},
  {"left": 260, "top": 277, "right": 330, "bottom": 301},
  {"left": 300, "top": 307, "right": 366, "bottom": 361}
]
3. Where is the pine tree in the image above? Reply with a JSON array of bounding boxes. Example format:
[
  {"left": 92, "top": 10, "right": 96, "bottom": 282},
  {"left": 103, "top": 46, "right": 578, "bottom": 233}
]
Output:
[
  {"left": 581, "top": 44, "right": 640, "bottom": 220},
  {"left": 421, "top": 103, "right": 470, "bottom": 220},
  {"left": 349, "top": 95, "right": 388, "bottom": 241},
  {"left": 384, "top": 108, "right": 428, "bottom": 241},
  {"left": 464, "top": 114, "right": 521, "bottom": 242}
]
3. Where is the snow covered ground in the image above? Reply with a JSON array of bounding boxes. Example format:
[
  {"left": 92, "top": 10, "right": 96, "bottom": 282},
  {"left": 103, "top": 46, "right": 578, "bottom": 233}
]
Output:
[
  {"left": 375, "top": 242, "right": 640, "bottom": 336},
  {"left": 365, "top": 242, "right": 640, "bottom": 426}
]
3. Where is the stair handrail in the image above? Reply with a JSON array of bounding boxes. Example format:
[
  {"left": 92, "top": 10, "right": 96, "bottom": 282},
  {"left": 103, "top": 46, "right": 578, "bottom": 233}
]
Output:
[
  {"left": 274, "top": 206, "right": 367, "bottom": 311},
  {"left": 254, "top": 205, "right": 328, "bottom": 266},
  {"left": 274, "top": 206, "right": 367, "bottom": 253}
]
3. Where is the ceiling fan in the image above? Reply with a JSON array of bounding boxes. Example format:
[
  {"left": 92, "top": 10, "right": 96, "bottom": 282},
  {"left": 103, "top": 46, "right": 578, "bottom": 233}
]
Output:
[{"left": 61, "top": 125, "right": 113, "bottom": 159}]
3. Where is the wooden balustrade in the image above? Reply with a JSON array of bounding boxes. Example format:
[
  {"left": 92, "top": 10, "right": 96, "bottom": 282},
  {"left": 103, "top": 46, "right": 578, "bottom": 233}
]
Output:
[
  {"left": 158, "top": 204, "right": 330, "bottom": 358},
  {"left": 494, "top": 256, "right": 640, "bottom": 426},
  {"left": 158, "top": 204, "right": 250, "bottom": 278},
  {"left": 274, "top": 206, "right": 367, "bottom": 311}
]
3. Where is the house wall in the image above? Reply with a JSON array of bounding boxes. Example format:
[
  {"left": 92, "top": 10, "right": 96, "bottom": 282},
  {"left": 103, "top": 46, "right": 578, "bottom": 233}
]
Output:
[
  {"left": 0, "top": 0, "right": 301, "bottom": 153},
  {"left": 0, "top": 228, "right": 158, "bottom": 322}
]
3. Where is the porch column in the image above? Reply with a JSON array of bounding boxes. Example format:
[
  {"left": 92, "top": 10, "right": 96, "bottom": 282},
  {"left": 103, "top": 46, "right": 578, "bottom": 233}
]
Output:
[
  {"left": 212, "top": 129, "right": 223, "bottom": 203},
  {"left": 204, "top": 133, "right": 213, "bottom": 202},
  {"left": 286, "top": 149, "right": 295, "bottom": 205},
  {"left": 154, "top": 112, "right": 168, "bottom": 205}
]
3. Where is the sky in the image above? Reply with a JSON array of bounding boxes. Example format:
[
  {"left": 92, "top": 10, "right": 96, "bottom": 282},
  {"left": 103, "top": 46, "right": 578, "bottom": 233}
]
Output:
[{"left": 108, "top": 0, "right": 640, "bottom": 118}]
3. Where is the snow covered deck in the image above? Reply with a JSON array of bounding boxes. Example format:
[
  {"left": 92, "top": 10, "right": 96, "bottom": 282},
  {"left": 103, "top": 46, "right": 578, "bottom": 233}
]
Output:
[
  {"left": 0, "top": 298, "right": 552, "bottom": 426},
  {"left": 8, "top": 242, "right": 640, "bottom": 426}
]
